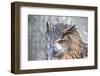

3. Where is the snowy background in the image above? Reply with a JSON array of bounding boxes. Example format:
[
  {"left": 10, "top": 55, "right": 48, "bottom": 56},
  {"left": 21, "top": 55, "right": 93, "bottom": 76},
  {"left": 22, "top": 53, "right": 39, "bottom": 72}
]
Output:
[{"left": 28, "top": 15, "right": 88, "bottom": 60}]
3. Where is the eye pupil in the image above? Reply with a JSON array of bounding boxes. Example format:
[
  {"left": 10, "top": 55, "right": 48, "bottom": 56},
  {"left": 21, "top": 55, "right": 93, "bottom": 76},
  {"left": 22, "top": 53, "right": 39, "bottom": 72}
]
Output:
[{"left": 58, "top": 40, "right": 64, "bottom": 44}]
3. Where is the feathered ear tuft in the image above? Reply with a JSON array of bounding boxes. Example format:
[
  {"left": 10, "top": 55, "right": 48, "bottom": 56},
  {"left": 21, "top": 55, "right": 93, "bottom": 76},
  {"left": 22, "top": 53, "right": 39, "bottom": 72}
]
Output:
[
  {"left": 67, "top": 24, "right": 76, "bottom": 32},
  {"left": 61, "top": 24, "right": 77, "bottom": 35},
  {"left": 46, "top": 22, "right": 50, "bottom": 33}
]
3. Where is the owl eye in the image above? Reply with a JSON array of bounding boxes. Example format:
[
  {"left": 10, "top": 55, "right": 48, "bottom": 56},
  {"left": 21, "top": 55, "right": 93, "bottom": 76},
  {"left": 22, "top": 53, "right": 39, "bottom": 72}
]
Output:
[{"left": 58, "top": 40, "right": 64, "bottom": 44}]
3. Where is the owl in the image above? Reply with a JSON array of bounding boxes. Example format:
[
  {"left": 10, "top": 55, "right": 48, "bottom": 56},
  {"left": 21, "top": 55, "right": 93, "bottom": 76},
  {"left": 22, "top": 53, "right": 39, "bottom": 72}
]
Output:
[{"left": 46, "top": 22, "right": 88, "bottom": 60}]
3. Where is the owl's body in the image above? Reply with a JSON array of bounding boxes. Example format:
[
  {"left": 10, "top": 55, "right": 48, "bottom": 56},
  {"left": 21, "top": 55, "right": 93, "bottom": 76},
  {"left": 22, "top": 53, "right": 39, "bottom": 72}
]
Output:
[{"left": 46, "top": 23, "right": 88, "bottom": 60}]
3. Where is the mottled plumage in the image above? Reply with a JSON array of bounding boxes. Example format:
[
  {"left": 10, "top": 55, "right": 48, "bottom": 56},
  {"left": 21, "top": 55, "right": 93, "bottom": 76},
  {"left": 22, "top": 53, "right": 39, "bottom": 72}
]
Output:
[{"left": 46, "top": 22, "right": 88, "bottom": 60}]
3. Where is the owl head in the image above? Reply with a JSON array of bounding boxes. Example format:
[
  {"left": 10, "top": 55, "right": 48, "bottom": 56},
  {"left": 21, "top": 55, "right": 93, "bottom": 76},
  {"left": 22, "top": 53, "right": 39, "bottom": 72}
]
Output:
[{"left": 46, "top": 22, "right": 79, "bottom": 59}]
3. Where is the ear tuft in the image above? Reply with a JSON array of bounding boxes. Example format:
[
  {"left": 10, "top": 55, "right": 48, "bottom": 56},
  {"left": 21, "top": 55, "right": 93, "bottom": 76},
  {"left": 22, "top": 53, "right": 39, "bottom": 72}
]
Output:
[
  {"left": 61, "top": 24, "right": 77, "bottom": 35},
  {"left": 46, "top": 22, "right": 49, "bottom": 32},
  {"left": 67, "top": 24, "right": 76, "bottom": 31}
]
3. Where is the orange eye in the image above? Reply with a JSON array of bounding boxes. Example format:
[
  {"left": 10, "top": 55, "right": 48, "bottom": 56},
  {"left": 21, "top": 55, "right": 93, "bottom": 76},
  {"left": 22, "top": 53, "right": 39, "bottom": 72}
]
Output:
[{"left": 58, "top": 40, "right": 64, "bottom": 44}]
